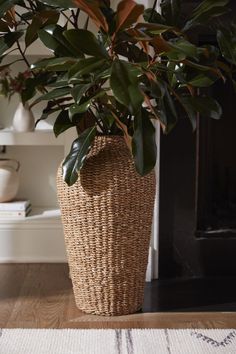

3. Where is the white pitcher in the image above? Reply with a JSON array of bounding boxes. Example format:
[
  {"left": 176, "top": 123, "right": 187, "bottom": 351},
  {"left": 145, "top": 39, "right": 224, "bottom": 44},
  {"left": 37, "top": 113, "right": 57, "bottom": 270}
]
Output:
[
  {"left": 0, "top": 159, "right": 20, "bottom": 202},
  {"left": 13, "top": 102, "right": 35, "bottom": 132}
]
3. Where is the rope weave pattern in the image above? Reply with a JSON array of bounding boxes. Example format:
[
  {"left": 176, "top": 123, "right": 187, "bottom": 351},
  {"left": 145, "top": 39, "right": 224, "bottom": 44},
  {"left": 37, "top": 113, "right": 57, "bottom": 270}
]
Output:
[{"left": 57, "top": 136, "right": 156, "bottom": 316}]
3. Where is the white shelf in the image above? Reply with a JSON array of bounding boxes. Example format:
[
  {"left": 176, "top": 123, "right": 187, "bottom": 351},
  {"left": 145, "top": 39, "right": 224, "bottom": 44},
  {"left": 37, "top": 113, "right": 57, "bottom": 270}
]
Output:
[
  {"left": 0, "top": 129, "right": 64, "bottom": 146},
  {"left": 0, "top": 207, "right": 62, "bottom": 229}
]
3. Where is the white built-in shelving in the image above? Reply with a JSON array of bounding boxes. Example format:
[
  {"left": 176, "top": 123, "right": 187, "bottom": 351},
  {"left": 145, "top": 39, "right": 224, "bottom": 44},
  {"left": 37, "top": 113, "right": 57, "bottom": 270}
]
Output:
[
  {"left": 0, "top": 207, "right": 61, "bottom": 228},
  {"left": 0, "top": 110, "right": 77, "bottom": 262}
]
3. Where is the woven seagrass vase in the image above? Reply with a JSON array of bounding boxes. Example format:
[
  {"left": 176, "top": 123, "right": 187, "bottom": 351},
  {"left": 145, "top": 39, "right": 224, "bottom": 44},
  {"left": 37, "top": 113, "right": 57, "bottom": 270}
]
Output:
[{"left": 57, "top": 136, "right": 156, "bottom": 316}]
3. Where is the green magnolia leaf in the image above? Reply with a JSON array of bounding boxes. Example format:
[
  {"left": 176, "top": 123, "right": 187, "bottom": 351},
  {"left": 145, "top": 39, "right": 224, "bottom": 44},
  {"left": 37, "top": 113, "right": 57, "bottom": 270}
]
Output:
[
  {"left": 181, "top": 96, "right": 222, "bottom": 121},
  {"left": 132, "top": 108, "right": 156, "bottom": 176},
  {"left": 69, "top": 90, "right": 106, "bottom": 117},
  {"left": 62, "top": 126, "right": 96, "bottom": 186},
  {"left": 110, "top": 60, "right": 143, "bottom": 114},
  {"left": 183, "top": 0, "right": 230, "bottom": 31},
  {"left": 31, "top": 57, "right": 78, "bottom": 71},
  {"left": 37, "top": 0, "right": 76, "bottom": 8},
  {"left": 143, "top": 74, "right": 166, "bottom": 98},
  {"left": 37, "top": 107, "right": 62, "bottom": 124},
  {"left": 159, "top": 88, "right": 178, "bottom": 133},
  {"left": 143, "top": 8, "right": 165, "bottom": 24},
  {"left": 188, "top": 74, "right": 217, "bottom": 87},
  {"left": 0, "top": 31, "right": 23, "bottom": 56},
  {"left": 167, "top": 61, "right": 178, "bottom": 87},
  {"left": 192, "top": 0, "right": 229, "bottom": 18},
  {"left": 135, "top": 22, "right": 174, "bottom": 35},
  {"left": 25, "top": 10, "right": 60, "bottom": 48},
  {"left": 167, "top": 38, "right": 198, "bottom": 60},
  {"left": 25, "top": 16, "right": 42, "bottom": 48},
  {"left": 179, "top": 97, "right": 197, "bottom": 130},
  {"left": 71, "top": 83, "right": 93, "bottom": 104},
  {"left": 33, "top": 87, "right": 71, "bottom": 105},
  {"left": 53, "top": 110, "right": 74, "bottom": 137},
  {"left": 63, "top": 29, "right": 108, "bottom": 58},
  {"left": 184, "top": 60, "right": 214, "bottom": 72},
  {"left": 69, "top": 57, "right": 106, "bottom": 79},
  {"left": 38, "top": 25, "right": 82, "bottom": 57},
  {"left": 217, "top": 28, "right": 236, "bottom": 65},
  {"left": 115, "top": 0, "right": 144, "bottom": 33},
  {"left": 161, "top": 0, "right": 181, "bottom": 26},
  {"left": 21, "top": 78, "right": 38, "bottom": 105},
  {"left": 69, "top": 102, "right": 91, "bottom": 117}
]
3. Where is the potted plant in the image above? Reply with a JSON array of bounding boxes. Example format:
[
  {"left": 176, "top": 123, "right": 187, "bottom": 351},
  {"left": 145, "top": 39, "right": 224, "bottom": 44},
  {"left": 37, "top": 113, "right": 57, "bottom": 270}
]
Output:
[
  {"left": 0, "top": 69, "right": 37, "bottom": 131},
  {"left": 0, "top": 0, "right": 235, "bottom": 316}
]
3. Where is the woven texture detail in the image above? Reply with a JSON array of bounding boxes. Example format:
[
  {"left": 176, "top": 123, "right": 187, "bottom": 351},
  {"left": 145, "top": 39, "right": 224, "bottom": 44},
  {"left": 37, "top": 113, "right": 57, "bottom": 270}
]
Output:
[{"left": 57, "top": 136, "right": 156, "bottom": 316}]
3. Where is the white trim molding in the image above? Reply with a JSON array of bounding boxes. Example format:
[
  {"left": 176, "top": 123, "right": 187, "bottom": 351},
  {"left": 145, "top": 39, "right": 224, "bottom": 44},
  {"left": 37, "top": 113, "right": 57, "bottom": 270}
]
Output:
[{"left": 146, "top": 0, "right": 161, "bottom": 281}]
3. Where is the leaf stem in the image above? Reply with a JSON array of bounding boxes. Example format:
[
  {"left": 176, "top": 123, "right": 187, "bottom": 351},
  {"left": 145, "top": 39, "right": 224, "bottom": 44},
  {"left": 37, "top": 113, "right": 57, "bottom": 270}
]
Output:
[
  {"left": 16, "top": 40, "right": 30, "bottom": 68},
  {"left": 61, "top": 11, "right": 74, "bottom": 27}
]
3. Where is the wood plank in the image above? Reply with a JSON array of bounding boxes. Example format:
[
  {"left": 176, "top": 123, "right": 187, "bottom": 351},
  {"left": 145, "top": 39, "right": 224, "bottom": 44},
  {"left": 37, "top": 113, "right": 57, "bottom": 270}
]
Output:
[
  {"left": 6, "top": 264, "right": 70, "bottom": 328},
  {"left": 0, "top": 264, "right": 28, "bottom": 328},
  {"left": 1, "top": 264, "right": 236, "bottom": 329}
]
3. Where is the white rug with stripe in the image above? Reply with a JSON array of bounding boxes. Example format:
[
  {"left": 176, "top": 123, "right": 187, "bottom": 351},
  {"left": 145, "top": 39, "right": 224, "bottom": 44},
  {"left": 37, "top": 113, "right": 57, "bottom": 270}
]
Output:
[{"left": 0, "top": 329, "right": 236, "bottom": 354}]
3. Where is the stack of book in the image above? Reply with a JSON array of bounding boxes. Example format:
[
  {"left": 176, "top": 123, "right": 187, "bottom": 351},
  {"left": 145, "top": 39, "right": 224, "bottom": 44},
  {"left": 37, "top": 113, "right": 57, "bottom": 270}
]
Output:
[{"left": 0, "top": 199, "right": 32, "bottom": 218}]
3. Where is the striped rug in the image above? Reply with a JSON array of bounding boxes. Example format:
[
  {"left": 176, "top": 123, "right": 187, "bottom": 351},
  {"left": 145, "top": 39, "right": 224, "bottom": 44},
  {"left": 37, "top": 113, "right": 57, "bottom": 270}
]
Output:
[{"left": 0, "top": 328, "right": 236, "bottom": 354}]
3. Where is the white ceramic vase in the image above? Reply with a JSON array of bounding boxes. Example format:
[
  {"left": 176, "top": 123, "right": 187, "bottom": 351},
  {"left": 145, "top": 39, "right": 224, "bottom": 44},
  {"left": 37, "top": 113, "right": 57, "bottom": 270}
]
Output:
[
  {"left": 0, "top": 159, "right": 20, "bottom": 202},
  {"left": 13, "top": 102, "right": 35, "bottom": 132}
]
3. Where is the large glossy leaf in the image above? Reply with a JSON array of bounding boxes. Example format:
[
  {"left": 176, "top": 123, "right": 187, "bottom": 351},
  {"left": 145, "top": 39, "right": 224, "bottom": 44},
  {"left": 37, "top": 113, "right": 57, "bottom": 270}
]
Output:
[
  {"left": 217, "top": 28, "right": 236, "bottom": 65},
  {"left": 38, "top": 25, "right": 82, "bottom": 57},
  {"left": 132, "top": 108, "right": 156, "bottom": 176},
  {"left": 25, "top": 10, "right": 60, "bottom": 48},
  {"left": 32, "top": 87, "right": 71, "bottom": 105},
  {"left": 62, "top": 126, "right": 96, "bottom": 186},
  {"left": 160, "top": 0, "right": 181, "bottom": 26},
  {"left": 188, "top": 74, "right": 217, "bottom": 87},
  {"left": 158, "top": 88, "right": 178, "bottom": 133},
  {"left": 31, "top": 57, "right": 78, "bottom": 71},
  {"left": 63, "top": 29, "right": 108, "bottom": 58},
  {"left": 73, "top": 0, "right": 108, "bottom": 32},
  {"left": 143, "top": 73, "right": 166, "bottom": 98},
  {"left": 0, "top": 31, "right": 23, "bottom": 56},
  {"left": 181, "top": 96, "right": 222, "bottom": 122},
  {"left": 71, "top": 83, "right": 93, "bottom": 104},
  {"left": 143, "top": 8, "right": 165, "bottom": 24},
  {"left": 115, "top": 0, "right": 144, "bottom": 33},
  {"left": 191, "top": 0, "right": 229, "bottom": 18},
  {"left": 53, "top": 110, "right": 74, "bottom": 137},
  {"left": 37, "top": 0, "right": 76, "bottom": 8},
  {"left": 69, "top": 57, "right": 107, "bottom": 79},
  {"left": 167, "top": 38, "right": 198, "bottom": 60},
  {"left": 21, "top": 78, "right": 39, "bottom": 105},
  {"left": 179, "top": 96, "right": 197, "bottom": 131},
  {"left": 69, "top": 90, "right": 106, "bottom": 117},
  {"left": 110, "top": 59, "right": 143, "bottom": 114},
  {"left": 183, "top": 0, "right": 229, "bottom": 31},
  {"left": 135, "top": 22, "right": 174, "bottom": 35},
  {"left": 25, "top": 16, "right": 43, "bottom": 48}
]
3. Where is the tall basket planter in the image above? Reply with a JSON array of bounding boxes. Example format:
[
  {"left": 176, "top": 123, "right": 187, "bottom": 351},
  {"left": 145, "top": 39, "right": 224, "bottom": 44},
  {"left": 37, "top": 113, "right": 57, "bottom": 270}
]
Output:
[{"left": 57, "top": 136, "right": 156, "bottom": 316}]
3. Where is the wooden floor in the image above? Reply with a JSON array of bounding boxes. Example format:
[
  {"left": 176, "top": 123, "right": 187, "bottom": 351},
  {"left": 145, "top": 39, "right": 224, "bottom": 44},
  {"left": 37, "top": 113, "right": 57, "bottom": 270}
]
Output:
[{"left": 0, "top": 264, "right": 236, "bottom": 329}]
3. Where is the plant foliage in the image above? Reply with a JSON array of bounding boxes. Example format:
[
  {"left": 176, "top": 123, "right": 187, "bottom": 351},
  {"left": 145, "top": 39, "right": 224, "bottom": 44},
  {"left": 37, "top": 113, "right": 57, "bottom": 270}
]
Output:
[{"left": 0, "top": 0, "right": 235, "bottom": 184}]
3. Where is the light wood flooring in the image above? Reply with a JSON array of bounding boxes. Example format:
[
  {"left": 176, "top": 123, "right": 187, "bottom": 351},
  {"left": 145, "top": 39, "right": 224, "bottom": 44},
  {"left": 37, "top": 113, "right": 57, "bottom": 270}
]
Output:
[{"left": 0, "top": 264, "right": 235, "bottom": 329}]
